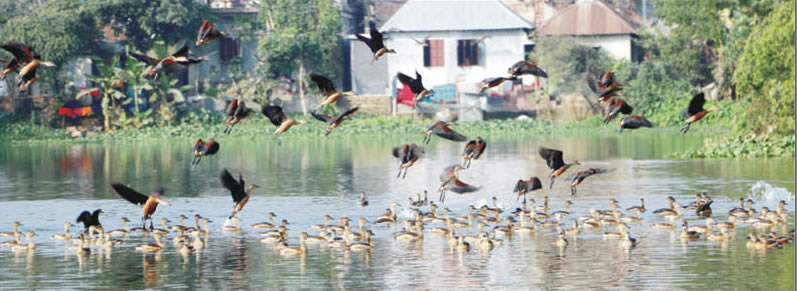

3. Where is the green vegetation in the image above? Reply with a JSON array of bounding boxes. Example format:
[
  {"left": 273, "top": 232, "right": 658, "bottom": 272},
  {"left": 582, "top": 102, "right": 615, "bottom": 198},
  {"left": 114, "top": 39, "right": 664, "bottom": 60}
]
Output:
[{"left": 675, "top": 135, "right": 795, "bottom": 158}]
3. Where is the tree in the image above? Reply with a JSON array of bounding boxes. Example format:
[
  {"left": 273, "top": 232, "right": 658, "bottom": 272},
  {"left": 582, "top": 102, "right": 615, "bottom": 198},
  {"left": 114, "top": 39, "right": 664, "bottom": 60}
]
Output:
[
  {"left": 88, "top": 0, "right": 210, "bottom": 52},
  {"left": 258, "top": 0, "right": 342, "bottom": 114},
  {"left": 734, "top": 0, "right": 795, "bottom": 135},
  {"left": 1, "top": 1, "right": 100, "bottom": 64}
]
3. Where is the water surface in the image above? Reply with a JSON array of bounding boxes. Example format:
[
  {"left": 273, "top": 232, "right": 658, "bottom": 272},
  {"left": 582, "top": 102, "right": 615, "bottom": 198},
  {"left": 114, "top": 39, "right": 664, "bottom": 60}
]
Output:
[{"left": 0, "top": 132, "right": 794, "bottom": 290}]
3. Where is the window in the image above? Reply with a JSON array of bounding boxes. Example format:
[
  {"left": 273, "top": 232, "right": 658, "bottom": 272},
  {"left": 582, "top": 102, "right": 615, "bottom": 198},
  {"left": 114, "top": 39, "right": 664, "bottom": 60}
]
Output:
[
  {"left": 423, "top": 40, "right": 444, "bottom": 67},
  {"left": 457, "top": 40, "right": 479, "bottom": 66},
  {"left": 219, "top": 36, "right": 239, "bottom": 63},
  {"left": 524, "top": 44, "right": 535, "bottom": 61}
]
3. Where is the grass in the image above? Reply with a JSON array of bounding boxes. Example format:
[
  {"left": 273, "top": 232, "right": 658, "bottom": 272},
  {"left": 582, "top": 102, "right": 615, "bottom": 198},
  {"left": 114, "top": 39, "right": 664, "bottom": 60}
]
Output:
[{"left": 673, "top": 134, "right": 795, "bottom": 158}]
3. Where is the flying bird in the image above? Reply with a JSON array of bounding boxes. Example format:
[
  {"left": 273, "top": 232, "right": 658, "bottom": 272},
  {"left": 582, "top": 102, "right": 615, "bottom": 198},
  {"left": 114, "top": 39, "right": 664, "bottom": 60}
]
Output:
[
  {"left": 462, "top": 137, "right": 486, "bottom": 168},
  {"left": 680, "top": 92, "right": 719, "bottom": 134},
  {"left": 603, "top": 97, "right": 633, "bottom": 124},
  {"left": 309, "top": 72, "right": 354, "bottom": 108},
  {"left": 538, "top": 147, "right": 579, "bottom": 189},
  {"left": 397, "top": 71, "right": 434, "bottom": 108},
  {"left": 508, "top": 61, "right": 548, "bottom": 78},
  {"left": 568, "top": 168, "right": 611, "bottom": 196},
  {"left": 423, "top": 120, "right": 467, "bottom": 144},
  {"left": 514, "top": 177, "right": 542, "bottom": 201},
  {"left": 310, "top": 106, "right": 359, "bottom": 136},
  {"left": 355, "top": 28, "right": 396, "bottom": 62},
  {"left": 392, "top": 143, "right": 424, "bottom": 179},
  {"left": 223, "top": 96, "right": 252, "bottom": 134},
  {"left": 479, "top": 76, "right": 516, "bottom": 94},
  {"left": 220, "top": 169, "right": 259, "bottom": 219},
  {"left": 111, "top": 183, "right": 169, "bottom": 231},
  {"left": 131, "top": 45, "right": 204, "bottom": 79},
  {"left": 438, "top": 165, "right": 479, "bottom": 203},
  {"left": 618, "top": 115, "right": 653, "bottom": 134},
  {"left": 1, "top": 42, "right": 54, "bottom": 91},
  {"left": 196, "top": 20, "right": 225, "bottom": 46},
  {"left": 192, "top": 138, "right": 220, "bottom": 165},
  {"left": 262, "top": 104, "right": 307, "bottom": 146}
]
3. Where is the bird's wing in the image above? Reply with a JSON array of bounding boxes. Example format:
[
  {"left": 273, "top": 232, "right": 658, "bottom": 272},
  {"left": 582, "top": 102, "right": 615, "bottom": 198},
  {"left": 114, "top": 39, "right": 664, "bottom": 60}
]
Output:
[
  {"left": 130, "top": 52, "right": 159, "bottom": 66},
  {"left": 439, "top": 165, "right": 459, "bottom": 182},
  {"left": 409, "top": 144, "right": 424, "bottom": 157},
  {"left": 392, "top": 145, "right": 404, "bottom": 159},
  {"left": 601, "top": 72, "right": 614, "bottom": 88},
  {"left": 333, "top": 106, "right": 359, "bottom": 123},
  {"left": 412, "top": 71, "right": 426, "bottom": 93},
  {"left": 434, "top": 125, "right": 468, "bottom": 142},
  {"left": 225, "top": 98, "right": 239, "bottom": 117},
  {"left": 513, "top": 180, "right": 526, "bottom": 192},
  {"left": 311, "top": 110, "right": 333, "bottom": 122},
  {"left": 309, "top": 72, "right": 336, "bottom": 95},
  {"left": 172, "top": 45, "right": 190, "bottom": 58},
  {"left": 111, "top": 183, "right": 149, "bottom": 205},
  {"left": 261, "top": 105, "right": 287, "bottom": 126},
  {"left": 355, "top": 33, "right": 375, "bottom": 52},
  {"left": 76, "top": 211, "right": 91, "bottom": 225},
  {"left": 473, "top": 140, "right": 486, "bottom": 159},
  {"left": 220, "top": 169, "right": 246, "bottom": 203},
  {"left": 370, "top": 29, "right": 385, "bottom": 50},
  {"left": 198, "top": 20, "right": 212, "bottom": 40},
  {"left": 530, "top": 177, "right": 542, "bottom": 191},
  {"left": 449, "top": 179, "right": 479, "bottom": 193},
  {"left": 397, "top": 72, "right": 415, "bottom": 87},
  {"left": 463, "top": 140, "right": 476, "bottom": 155},
  {"left": 538, "top": 147, "right": 564, "bottom": 170},
  {"left": 687, "top": 92, "right": 706, "bottom": 116},
  {"left": 1, "top": 42, "right": 32, "bottom": 62},
  {"left": 626, "top": 116, "right": 653, "bottom": 128},
  {"left": 619, "top": 101, "right": 633, "bottom": 115}
]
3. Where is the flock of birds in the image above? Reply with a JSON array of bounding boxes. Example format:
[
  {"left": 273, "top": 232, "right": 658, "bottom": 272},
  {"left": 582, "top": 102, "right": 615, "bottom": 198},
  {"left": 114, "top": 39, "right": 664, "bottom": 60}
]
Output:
[{"left": 0, "top": 22, "right": 791, "bottom": 266}]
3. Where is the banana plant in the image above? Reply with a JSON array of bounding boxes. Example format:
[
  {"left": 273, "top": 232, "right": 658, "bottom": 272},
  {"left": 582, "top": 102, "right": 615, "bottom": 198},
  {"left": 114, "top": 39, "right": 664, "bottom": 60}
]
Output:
[{"left": 83, "top": 56, "right": 126, "bottom": 132}]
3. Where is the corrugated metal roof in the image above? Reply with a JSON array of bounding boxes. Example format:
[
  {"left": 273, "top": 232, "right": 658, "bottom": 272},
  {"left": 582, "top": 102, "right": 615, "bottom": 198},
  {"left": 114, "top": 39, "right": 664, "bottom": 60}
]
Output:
[
  {"left": 537, "top": 0, "right": 636, "bottom": 36},
  {"left": 380, "top": 0, "right": 534, "bottom": 32}
]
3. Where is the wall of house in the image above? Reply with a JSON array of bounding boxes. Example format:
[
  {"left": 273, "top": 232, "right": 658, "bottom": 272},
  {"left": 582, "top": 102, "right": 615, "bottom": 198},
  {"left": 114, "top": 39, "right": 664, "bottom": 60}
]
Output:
[
  {"left": 349, "top": 37, "right": 390, "bottom": 95},
  {"left": 382, "top": 29, "right": 530, "bottom": 96},
  {"left": 577, "top": 34, "right": 632, "bottom": 61}
]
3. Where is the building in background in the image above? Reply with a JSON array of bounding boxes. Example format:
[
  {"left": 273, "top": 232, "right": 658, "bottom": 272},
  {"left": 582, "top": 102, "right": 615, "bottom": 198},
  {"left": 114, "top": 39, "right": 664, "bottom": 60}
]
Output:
[{"left": 537, "top": 0, "right": 642, "bottom": 61}]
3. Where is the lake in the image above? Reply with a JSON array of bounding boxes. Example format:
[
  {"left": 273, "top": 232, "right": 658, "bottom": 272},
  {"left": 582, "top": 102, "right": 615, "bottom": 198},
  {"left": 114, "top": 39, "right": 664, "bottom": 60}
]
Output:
[{"left": 0, "top": 132, "right": 794, "bottom": 290}]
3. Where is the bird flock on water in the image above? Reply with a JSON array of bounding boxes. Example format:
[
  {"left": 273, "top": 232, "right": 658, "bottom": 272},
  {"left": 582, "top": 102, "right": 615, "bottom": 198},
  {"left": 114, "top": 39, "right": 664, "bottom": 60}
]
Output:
[{"left": 0, "top": 23, "right": 791, "bottom": 261}]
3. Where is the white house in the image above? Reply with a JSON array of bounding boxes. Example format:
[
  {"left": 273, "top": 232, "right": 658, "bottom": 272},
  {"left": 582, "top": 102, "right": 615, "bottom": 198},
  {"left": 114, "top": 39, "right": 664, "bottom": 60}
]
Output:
[
  {"left": 377, "top": 0, "right": 534, "bottom": 98},
  {"left": 537, "top": 0, "right": 642, "bottom": 61}
]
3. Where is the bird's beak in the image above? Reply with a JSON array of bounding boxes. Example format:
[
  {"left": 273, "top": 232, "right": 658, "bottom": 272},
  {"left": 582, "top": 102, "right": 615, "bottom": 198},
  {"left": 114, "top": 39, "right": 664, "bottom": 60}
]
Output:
[
  {"left": 253, "top": 184, "right": 261, "bottom": 188},
  {"left": 196, "top": 40, "right": 203, "bottom": 46}
]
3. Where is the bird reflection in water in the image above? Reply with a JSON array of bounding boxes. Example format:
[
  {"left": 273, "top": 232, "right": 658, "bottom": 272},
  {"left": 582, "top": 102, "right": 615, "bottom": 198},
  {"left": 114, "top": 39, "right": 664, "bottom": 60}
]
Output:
[{"left": 142, "top": 253, "right": 164, "bottom": 288}]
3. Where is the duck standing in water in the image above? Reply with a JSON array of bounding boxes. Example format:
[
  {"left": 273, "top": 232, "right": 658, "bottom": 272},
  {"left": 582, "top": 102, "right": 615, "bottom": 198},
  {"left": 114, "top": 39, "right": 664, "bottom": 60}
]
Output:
[{"left": 111, "top": 183, "right": 169, "bottom": 232}]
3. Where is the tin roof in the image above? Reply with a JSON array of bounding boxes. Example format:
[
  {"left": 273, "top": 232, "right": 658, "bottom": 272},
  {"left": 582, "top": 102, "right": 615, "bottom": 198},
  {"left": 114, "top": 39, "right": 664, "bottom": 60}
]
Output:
[
  {"left": 380, "top": 0, "right": 533, "bottom": 32},
  {"left": 537, "top": 0, "right": 636, "bottom": 36}
]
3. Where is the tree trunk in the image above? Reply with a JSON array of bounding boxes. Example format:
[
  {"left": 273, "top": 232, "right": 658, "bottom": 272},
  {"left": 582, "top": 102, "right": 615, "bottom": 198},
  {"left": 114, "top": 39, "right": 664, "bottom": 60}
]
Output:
[
  {"left": 298, "top": 60, "right": 308, "bottom": 116},
  {"left": 5, "top": 76, "right": 16, "bottom": 114},
  {"left": 102, "top": 92, "right": 111, "bottom": 132}
]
